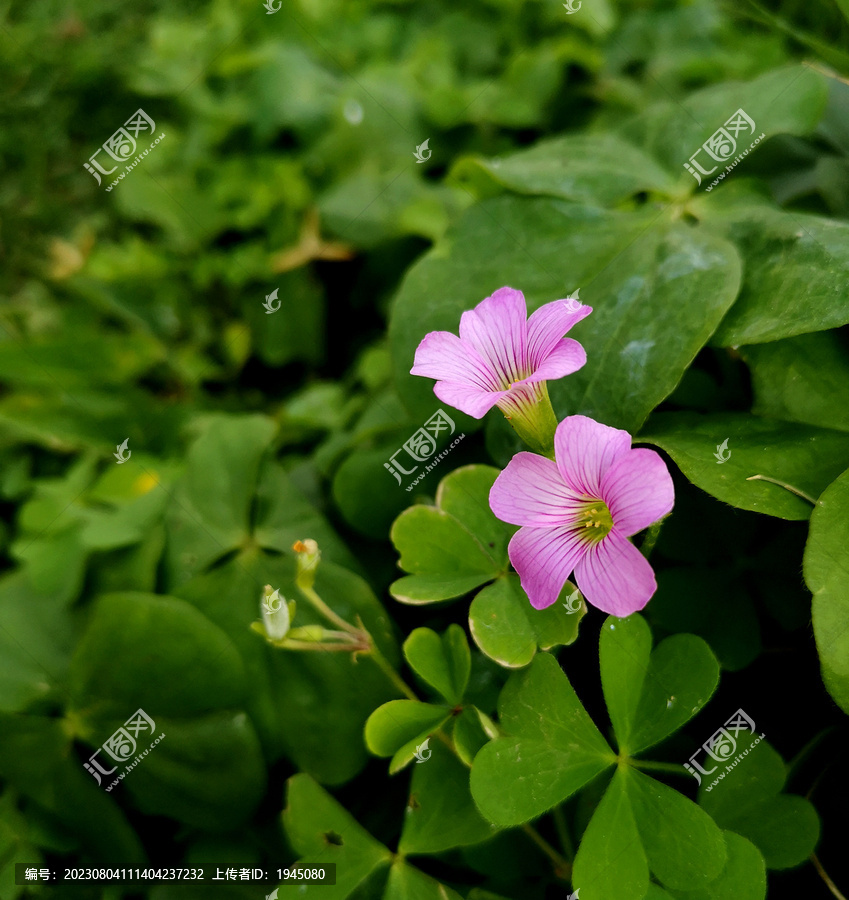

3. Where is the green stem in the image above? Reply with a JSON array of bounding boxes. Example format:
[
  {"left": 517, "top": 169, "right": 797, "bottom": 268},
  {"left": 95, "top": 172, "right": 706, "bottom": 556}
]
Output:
[
  {"left": 521, "top": 824, "right": 572, "bottom": 878},
  {"left": 631, "top": 759, "right": 688, "bottom": 776},
  {"left": 552, "top": 806, "right": 574, "bottom": 861},
  {"left": 297, "top": 583, "right": 361, "bottom": 634},
  {"left": 640, "top": 518, "right": 665, "bottom": 560},
  {"left": 275, "top": 640, "right": 363, "bottom": 652},
  {"left": 811, "top": 852, "right": 848, "bottom": 900},
  {"left": 365, "top": 629, "right": 419, "bottom": 701},
  {"left": 746, "top": 474, "right": 817, "bottom": 506}
]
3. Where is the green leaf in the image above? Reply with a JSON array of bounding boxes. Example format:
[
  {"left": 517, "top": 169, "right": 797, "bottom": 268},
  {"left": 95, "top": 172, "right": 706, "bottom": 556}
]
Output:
[
  {"left": 390, "top": 196, "right": 741, "bottom": 434},
  {"left": 281, "top": 774, "right": 392, "bottom": 897},
  {"left": 333, "top": 445, "right": 423, "bottom": 541},
  {"left": 398, "top": 739, "right": 499, "bottom": 855},
  {"left": 364, "top": 701, "right": 450, "bottom": 758},
  {"left": 435, "top": 466, "right": 510, "bottom": 570},
  {"left": 0, "top": 570, "right": 76, "bottom": 713},
  {"left": 453, "top": 133, "right": 677, "bottom": 207},
  {"left": 391, "top": 573, "right": 501, "bottom": 605},
  {"left": 804, "top": 465, "right": 849, "bottom": 713},
  {"left": 626, "top": 766, "right": 727, "bottom": 890},
  {"left": 391, "top": 508, "right": 496, "bottom": 577},
  {"left": 469, "top": 575, "right": 585, "bottom": 669},
  {"left": 600, "top": 615, "right": 720, "bottom": 755},
  {"left": 123, "top": 711, "right": 266, "bottom": 830},
  {"left": 667, "top": 831, "right": 766, "bottom": 900},
  {"left": 165, "top": 414, "right": 277, "bottom": 580},
  {"left": 742, "top": 331, "right": 849, "bottom": 433},
  {"left": 572, "top": 768, "right": 649, "bottom": 900},
  {"left": 403, "top": 625, "right": 471, "bottom": 705},
  {"left": 698, "top": 738, "right": 819, "bottom": 869},
  {"left": 0, "top": 715, "right": 145, "bottom": 865},
  {"left": 390, "top": 471, "right": 510, "bottom": 604},
  {"left": 599, "top": 614, "right": 653, "bottom": 754},
  {"left": 68, "top": 592, "right": 247, "bottom": 719},
  {"left": 279, "top": 775, "right": 465, "bottom": 900},
  {"left": 705, "top": 201, "right": 849, "bottom": 346},
  {"left": 176, "top": 556, "right": 399, "bottom": 786},
  {"left": 66, "top": 592, "right": 266, "bottom": 828},
  {"left": 470, "top": 653, "right": 614, "bottom": 826},
  {"left": 623, "top": 64, "right": 828, "bottom": 176},
  {"left": 382, "top": 861, "right": 464, "bottom": 900},
  {"left": 641, "top": 412, "right": 849, "bottom": 519},
  {"left": 253, "top": 459, "right": 360, "bottom": 572},
  {"left": 452, "top": 707, "right": 497, "bottom": 767}
]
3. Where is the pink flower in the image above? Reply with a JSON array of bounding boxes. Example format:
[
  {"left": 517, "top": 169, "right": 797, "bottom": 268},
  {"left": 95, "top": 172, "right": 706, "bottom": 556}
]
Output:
[
  {"left": 489, "top": 415, "right": 674, "bottom": 616},
  {"left": 410, "top": 286, "right": 591, "bottom": 421}
]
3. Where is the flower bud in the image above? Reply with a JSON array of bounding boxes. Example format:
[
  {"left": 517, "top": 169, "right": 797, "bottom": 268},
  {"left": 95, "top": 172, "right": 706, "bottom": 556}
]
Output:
[
  {"left": 261, "top": 585, "right": 291, "bottom": 641},
  {"left": 292, "top": 539, "right": 321, "bottom": 588}
]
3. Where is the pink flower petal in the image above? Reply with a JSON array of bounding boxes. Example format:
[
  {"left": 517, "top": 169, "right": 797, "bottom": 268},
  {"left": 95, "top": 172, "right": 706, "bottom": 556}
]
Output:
[
  {"left": 526, "top": 299, "right": 592, "bottom": 367},
  {"left": 411, "top": 331, "right": 498, "bottom": 391},
  {"left": 458, "top": 287, "right": 528, "bottom": 385},
  {"left": 602, "top": 448, "right": 675, "bottom": 537},
  {"left": 574, "top": 530, "right": 657, "bottom": 616},
  {"left": 490, "top": 452, "right": 586, "bottom": 527},
  {"left": 434, "top": 381, "right": 505, "bottom": 418},
  {"left": 508, "top": 525, "right": 589, "bottom": 610},
  {"left": 518, "top": 338, "right": 587, "bottom": 384},
  {"left": 554, "top": 415, "right": 632, "bottom": 497}
]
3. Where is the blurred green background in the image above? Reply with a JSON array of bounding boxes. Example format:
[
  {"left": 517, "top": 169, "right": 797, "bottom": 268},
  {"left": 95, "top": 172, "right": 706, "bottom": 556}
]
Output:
[{"left": 2, "top": 0, "right": 849, "bottom": 897}]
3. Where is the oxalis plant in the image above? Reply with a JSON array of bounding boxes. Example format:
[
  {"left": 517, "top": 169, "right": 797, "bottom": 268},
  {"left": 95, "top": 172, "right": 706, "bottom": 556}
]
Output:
[{"left": 260, "top": 288, "right": 820, "bottom": 900}]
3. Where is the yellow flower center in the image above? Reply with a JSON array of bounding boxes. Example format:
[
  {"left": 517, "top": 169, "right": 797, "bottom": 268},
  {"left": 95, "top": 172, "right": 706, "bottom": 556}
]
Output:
[{"left": 576, "top": 501, "right": 614, "bottom": 543}]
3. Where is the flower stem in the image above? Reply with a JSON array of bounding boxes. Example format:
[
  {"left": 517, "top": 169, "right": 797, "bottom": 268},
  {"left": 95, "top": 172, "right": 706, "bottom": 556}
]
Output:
[
  {"left": 640, "top": 518, "right": 665, "bottom": 559},
  {"left": 521, "top": 824, "right": 572, "bottom": 878},
  {"left": 275, "top": 640, "right": 362, "bottom": 652},
  {"left": 811, "top": 852, "right": 847, "bottom": 900},
  {"left": 746, "top": 474, "right": 817, "bottom": 506},
  {"left": 364, "top": 627, "right": 419, "bottom": 701},
  {"left": 297, "top": 583, "right": 361, "bottom": 634}
]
